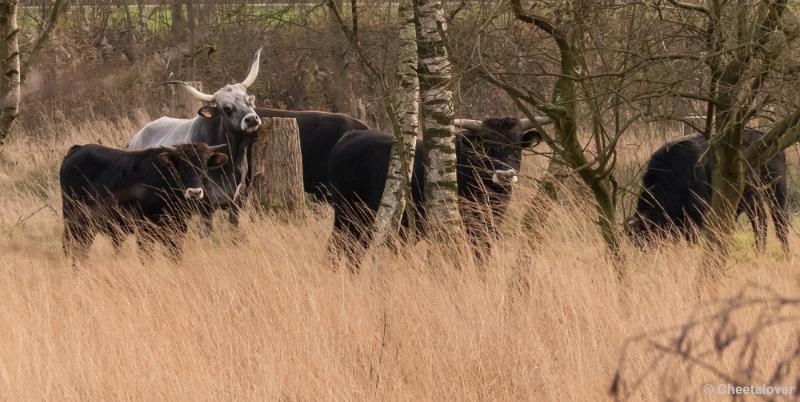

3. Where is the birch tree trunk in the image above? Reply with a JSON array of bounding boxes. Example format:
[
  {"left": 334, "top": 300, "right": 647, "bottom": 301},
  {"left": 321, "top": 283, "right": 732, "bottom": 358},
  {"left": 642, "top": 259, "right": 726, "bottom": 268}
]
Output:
[
  {"left": 373, "top": 0, "right": 420, "bottom": 244},
  {"left": 0, "top": 0, "right": 20, "bottom": 149},
  {"left": 412, "top": 0, "right": 462, "bottom": 236},
  {"left": 0, "top": 0, "right": 68, "bottom": 151}
]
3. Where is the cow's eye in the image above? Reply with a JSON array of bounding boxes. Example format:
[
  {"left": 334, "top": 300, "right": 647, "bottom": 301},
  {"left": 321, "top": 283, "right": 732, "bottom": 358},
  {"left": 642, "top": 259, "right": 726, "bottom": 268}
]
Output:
[{"left": 223, "top": 105, "right": 233, "bottom": 114}]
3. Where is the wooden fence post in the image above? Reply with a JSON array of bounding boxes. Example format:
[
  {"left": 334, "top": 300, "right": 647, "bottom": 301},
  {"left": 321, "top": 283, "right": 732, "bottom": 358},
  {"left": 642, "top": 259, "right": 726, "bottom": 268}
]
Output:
[
  {"left": 251, "top": 117, "right": 306, "bottom": 216},
  {"left": 171, "top": 81, "right": 204, "bottom": 118}
]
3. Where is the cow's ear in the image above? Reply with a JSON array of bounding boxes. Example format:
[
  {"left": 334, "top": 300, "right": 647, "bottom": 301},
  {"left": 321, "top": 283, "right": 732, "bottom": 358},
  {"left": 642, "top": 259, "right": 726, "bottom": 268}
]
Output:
[
  {"left": 197, "top": 105, "right": 217, "bottom": 120},
  {"left": 521, "top": 130, "right": 543, "bottom": 148},
  {"left": 208, "top": 152, "right": 228, "bottom": 169},
  {"left": 157, "top": 152, "right": 172, "bottom": 167}
]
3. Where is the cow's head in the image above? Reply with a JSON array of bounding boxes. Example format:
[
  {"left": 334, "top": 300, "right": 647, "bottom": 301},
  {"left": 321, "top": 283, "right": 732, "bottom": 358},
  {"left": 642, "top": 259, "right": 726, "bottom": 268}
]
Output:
[
  {"left": 157, "top": 143, "right": 228, "bottom": 201},
  {"left": 624, "top": 198, "right": 683, "bottom": 248},
  {"left": 624, "top": 212, "right": 682, "bottom": 248},
  {"left": 454, "top": 117, "right": 550, "bottom": 192},
  {"left": 165, "top": 48, "right": 262, "bottom": 135}
]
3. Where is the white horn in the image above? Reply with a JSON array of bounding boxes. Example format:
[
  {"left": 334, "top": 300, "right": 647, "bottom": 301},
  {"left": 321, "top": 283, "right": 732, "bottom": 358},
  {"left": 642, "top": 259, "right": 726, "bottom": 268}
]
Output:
[
  {"left": 453, "top": 119, "right": 483, "bottom": 131},
  {"left": 163, "top": 81, "right": 215, "bottom": 103},
  {"left": 209, "top": 144, "right": 228, "bottom": 151},
  {"left": 240, "top": 47, "right": 262, "bottom": 88},
  {"left": 519, "top": 117, "right": 553, "bottom": 130}
]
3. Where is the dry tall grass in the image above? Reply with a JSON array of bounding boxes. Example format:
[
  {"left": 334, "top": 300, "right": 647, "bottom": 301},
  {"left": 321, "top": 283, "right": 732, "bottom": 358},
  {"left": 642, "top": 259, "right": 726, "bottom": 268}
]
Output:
[{"left": 1, "top": 116, "right": 799, "bottom": 401}]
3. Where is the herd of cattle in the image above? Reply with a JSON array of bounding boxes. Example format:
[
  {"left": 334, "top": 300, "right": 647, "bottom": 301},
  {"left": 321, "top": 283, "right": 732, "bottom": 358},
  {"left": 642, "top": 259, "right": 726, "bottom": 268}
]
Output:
[{"left": 57, "top": 49, "right": 791, "bottom": 264}]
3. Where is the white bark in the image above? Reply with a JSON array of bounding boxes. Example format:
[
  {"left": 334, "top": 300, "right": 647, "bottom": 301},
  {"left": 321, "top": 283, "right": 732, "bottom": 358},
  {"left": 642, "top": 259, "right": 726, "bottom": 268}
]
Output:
[
  {"left": 0, "top": 0, "right": 19, "bottom": 148},
  {"left": 413, "top": 0, "right": 461, "bottom": 235},
  {"left": 0, "top": 0, "right": 68, "bottom": 150},
  {"left": 373, "top": 0, "right": 420, "bottom": 244}
]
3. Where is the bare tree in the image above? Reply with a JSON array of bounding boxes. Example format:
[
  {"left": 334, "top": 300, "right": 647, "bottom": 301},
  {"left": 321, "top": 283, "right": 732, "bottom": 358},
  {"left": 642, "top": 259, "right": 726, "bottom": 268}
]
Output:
[
  {"left": 612, "top": 285, "right": 800, "bottom": 401},
  {"left": 373, "top": 0, "right": 420, "bottom": 244},
  {"left": 413, "top": 0, "right": 462, "bottom": 236},
  {"left": 326, "top": 0, "right": 421, "bottom": 243},
  {"left": 0, "top": 0, "right": 70, "bottom": 150},
  {"left": 472, "top": 0, "right": 644, "bottom": 266},
  {"left": 0, "top": 0, "right": 21, "bottom": 150},
  {"left": 654, "top": 1, "right": 800, "bottom": 264}
]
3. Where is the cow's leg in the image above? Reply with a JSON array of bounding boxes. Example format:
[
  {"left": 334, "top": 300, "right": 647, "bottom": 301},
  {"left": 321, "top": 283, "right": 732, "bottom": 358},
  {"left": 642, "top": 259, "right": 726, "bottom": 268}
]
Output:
[
  {"left": 62, "top": 199, "right": 94, "bottom": 266},
  {"left": 464, "top": 218, "right": 488, "bottom": 263},
  {"left": 159, "top": 223, "right": 187, "bottom": 263},
  {"left": 329, "top": 209, "right": 368, "bottom": 271},
  {"left": 228, "top": 206, "right": 241, "bottom": 227},
  {"left": 136, "top": 224, "right": 158, "bottom": 264},
  {"left": 463, "top": 205, "right": 500, "bottom": 263},
  {"left": 63, "top": 220, "right": 94, "bottom": 266},
  {"left": 228, "top": 183, "right": 248, "bottom": 227},
  {"left": 684, "top": 225, "right": 700, "bottom": 244},
  {"left": 742, "top": 195, "right": 768, "bottom": 254},
  {"left": 770, "top": 185, "right": 790, "bottom": 255},
  {"left": 199, "top": 203, "right": 215, "bottom": 237},
  {"left": 754, "top": 204, "right": 768, "bottom": 254},
  {"left": 329, "top": 215, "right": 357, "bottom": 260}
]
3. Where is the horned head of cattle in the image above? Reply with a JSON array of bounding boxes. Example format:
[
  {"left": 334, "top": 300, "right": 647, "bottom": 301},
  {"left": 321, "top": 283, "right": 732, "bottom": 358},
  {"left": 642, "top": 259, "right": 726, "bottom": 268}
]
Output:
[
  {"left": 157, "top": 143, "right": 229, "bottom": 201},
  {"left": 164, "top": 48, "right": 263, "bottom": 135},
  {"left": 59, "top": 142, "right": 230, "bottom": 264},
  {"left": 453, "top": 116, "right": 549, "bottom": 192}
]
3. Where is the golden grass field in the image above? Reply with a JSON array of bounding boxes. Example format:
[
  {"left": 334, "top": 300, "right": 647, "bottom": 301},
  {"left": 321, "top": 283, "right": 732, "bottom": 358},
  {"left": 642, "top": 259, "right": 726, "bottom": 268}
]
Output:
[{"left": 1, "top": 115, "right": 799, "bottom": 401}]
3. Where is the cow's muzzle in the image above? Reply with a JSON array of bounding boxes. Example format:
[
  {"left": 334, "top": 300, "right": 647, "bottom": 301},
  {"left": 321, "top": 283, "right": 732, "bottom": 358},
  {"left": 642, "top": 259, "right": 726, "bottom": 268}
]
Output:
[
  {"left": 492, "top": 169, "right": 518, "bottom": 185},
  {"left": 184, "top": 188, "right": 204, "bottom": 200},
  {"left": 241, "top": 113, "right": 261, "bottom": 133}
]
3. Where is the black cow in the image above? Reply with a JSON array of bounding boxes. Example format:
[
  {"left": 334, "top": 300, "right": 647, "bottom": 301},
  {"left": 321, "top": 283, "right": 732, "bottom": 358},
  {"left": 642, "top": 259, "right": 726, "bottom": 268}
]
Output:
[
  {"left": 328, "top": 117, "right": 544, "bottom": 259},
  {"left": 60, "top": 143, "right": 228, "bottom": 263},
  {"left": 255, "top": 108, "right": 368, "bottom": 201},
  {"left": 625, "top": 130, "right": 788, "bottom": 253}
]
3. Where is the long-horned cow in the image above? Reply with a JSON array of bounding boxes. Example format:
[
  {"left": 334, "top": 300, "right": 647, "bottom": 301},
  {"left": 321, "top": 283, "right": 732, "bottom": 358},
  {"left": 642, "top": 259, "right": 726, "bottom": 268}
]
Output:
[
  {"left": 128, "top": 48, "right": 263, "bottom": 230},
  {"left": 328, "top": 116, "right": 551, "bottom": 261}
]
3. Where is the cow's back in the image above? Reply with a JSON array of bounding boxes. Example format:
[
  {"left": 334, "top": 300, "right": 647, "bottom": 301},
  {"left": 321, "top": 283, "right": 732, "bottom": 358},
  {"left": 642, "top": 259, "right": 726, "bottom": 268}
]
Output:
[
  {"left": 637, "top": 134, "right": 709, "bottom": 224},
  {"left": 328, "top": 130, "right": 426, "bottom": 249},
  {"left": 61, "top": 145, "right": 142, "bottom": 204},
  {"left": 128, "top": 117, "right": 196, "bottom": 150},
  {"left": 328, "top": 130, "right": 394, "bottom": 212},
  {"left": 256, "top": 108, "right": 368, "bottom": 200},
  {"left": 635, "top": 129, "right": 787, "bottom": 228}
]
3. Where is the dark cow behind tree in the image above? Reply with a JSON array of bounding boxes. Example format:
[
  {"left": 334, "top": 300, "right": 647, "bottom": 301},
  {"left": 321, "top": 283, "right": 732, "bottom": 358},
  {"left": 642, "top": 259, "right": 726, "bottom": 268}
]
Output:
[
  {"left": 128, "top": 48, "right": 263, "bottom": 231},
  {"left": 60, "top": 143, "right": 228, "bottom": 263},
  {"left": 625, "top": 130, "right": 788, "bottom": 253},
  {"left": 255, "top": 108, "right": 368, "bottom": 201},
  {"left": 328, "top": 117, "right": 547, "bottom": 260}
]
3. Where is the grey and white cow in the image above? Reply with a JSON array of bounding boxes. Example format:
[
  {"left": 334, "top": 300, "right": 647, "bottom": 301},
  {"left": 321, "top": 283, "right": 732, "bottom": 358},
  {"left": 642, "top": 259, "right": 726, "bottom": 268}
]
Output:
[{"left": 129, "top": 48, "right": 263, "bottom": 230}]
